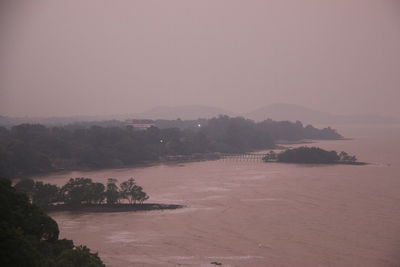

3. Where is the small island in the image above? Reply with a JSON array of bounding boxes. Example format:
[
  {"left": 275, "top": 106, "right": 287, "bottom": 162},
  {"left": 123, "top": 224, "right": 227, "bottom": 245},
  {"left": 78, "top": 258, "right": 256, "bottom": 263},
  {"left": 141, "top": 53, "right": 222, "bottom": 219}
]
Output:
[
  {"left": 263, "top": 147, "right": 367, "bottom": 165},
  {"left": 14, "top": 177, "right": 183, "bottom": 212}
]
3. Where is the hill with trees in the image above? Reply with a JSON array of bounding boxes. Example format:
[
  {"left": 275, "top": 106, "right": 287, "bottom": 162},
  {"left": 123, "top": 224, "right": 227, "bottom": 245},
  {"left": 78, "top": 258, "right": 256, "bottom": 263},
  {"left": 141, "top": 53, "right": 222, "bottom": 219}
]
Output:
[
  {"left": 0, "top": 116, "right": 342, "bottom": 178},
  {"left": 0, "top": 177, "right": 105, "bottom": 267}
]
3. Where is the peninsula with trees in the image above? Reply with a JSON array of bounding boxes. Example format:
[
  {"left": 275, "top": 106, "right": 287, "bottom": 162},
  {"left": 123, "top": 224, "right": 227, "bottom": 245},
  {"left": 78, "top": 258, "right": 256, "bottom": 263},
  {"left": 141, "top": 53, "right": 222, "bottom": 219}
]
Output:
[
  {"left": 14, "top": 177, "right": 182, "bottom": 212},
  {"left": 263, "top": 147, "right": 366, "bottom": 165}
]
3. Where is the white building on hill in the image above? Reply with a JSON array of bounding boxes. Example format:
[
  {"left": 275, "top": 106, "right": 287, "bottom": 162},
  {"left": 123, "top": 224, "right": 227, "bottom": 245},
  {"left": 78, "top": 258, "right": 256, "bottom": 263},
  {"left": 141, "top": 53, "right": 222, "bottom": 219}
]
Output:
[{"left": 125, "top": 119, "right": 155, "bottom": 130}]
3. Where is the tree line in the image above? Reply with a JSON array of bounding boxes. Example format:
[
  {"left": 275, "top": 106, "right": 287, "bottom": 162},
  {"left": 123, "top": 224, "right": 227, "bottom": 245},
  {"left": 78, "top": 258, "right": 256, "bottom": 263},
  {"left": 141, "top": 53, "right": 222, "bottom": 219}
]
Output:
[
  {"left": 263, "top": 147, "right": 358, "bottom": 164},
  {"left": 14, "top": 177, "right": 149, "bottom": 209},
  {"left": 0, "top": 115, "right": 342, "bottom": 177}
]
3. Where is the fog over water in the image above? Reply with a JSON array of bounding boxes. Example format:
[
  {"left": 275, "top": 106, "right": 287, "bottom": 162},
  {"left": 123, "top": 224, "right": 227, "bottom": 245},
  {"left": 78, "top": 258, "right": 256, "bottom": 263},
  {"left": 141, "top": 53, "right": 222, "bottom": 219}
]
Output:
[
  {"left": 1, "top": 0, "right": 400, "bottom": 117},
  {"left": 2, "top": 2, "right": 400, "bottom": 266},
  {"left": 40, "top": 124, "right": 400, "bottom": 267}
]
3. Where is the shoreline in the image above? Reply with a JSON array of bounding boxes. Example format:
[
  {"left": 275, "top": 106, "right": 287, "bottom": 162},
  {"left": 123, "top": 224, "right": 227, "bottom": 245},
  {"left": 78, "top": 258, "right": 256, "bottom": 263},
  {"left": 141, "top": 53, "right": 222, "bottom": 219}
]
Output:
[
  {"left": 264, "top": 160, "right": 368, "bottom": 165},
  {"left": 21, "top": 138, "right": 344, "bottom": 179},
  {"left": 46, "top": 203, "right": 184, "bottom": 213},
  {"left": 22, "top": 153, "right": 224, "bottom": 179}
]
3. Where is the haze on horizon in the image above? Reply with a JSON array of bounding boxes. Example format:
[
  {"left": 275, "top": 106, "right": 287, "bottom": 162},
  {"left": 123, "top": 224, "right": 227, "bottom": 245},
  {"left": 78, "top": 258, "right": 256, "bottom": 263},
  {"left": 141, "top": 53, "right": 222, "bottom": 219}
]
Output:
[{"left": 1, "top": 0, "right": 399, "bottom": 118}]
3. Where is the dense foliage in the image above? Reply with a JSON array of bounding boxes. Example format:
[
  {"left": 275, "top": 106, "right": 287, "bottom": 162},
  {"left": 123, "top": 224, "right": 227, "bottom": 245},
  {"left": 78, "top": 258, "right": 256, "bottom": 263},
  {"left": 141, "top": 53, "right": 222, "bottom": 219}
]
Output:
[
  {"left": 0, "top": 177, "right": 105, "bottom": 267},
  {"left": 0, "top": 116, "right": 342, "bottom": 177},
  {"left": 14, "top": 177, "right": 149, "bottom": 209},
  {"left": 277, "top": 147, "right": 340, "bottom": 163},
  {"left": 263, "top": 147, "right": 358, "bottom": 164},
  {"left": 155, "top": 118, "right": 341, "bottom": 140}
]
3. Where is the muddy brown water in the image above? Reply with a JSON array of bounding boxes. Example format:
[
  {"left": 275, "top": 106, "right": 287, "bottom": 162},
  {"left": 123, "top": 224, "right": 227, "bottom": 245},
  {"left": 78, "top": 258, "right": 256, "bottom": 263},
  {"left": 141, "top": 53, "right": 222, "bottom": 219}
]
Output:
[{"left": 37, "top": 125, "right": 400, "bottom": 267}]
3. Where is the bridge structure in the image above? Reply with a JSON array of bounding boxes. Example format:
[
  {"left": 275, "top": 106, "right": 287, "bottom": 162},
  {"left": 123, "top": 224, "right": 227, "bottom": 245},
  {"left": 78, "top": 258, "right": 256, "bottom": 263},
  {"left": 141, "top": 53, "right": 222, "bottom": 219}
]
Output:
[{"left": 219, "top": 153, "right": 267, "bottom": 162}]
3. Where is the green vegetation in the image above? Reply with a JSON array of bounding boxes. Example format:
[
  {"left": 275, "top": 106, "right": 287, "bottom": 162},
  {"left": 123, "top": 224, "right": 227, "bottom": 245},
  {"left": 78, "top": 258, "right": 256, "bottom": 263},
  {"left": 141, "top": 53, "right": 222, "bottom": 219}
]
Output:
[
  {"left": 263, "top": 147, "right": 361, "bottom": 164},
  {"left": 120, "top": 178, "right": 149, "bottom": 204},
  {"left": 0, "top": 116, "right": 342, "bottom": 177},
  {"left": 14, "top": 177, "right": 149, "bottom": 209},
  {"left": 0, "top": 177, "right": 105, "bottom": 267}
]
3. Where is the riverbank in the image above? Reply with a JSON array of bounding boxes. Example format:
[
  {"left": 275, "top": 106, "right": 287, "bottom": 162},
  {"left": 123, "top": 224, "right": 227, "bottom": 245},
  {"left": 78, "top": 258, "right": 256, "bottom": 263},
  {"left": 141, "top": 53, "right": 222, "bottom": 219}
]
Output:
[
  {"left": 46, "top": 203, "right": 184, "bottom": 213},
  {"left": 44, "top": 125, "right": 400, "bottom": 267},
  {"left": 20, "top": 152, "right": 224, "bottom": 180},
  {"left": 25, "top": 140, "right": 341, "bottom": 179},
  {"left": 264, "top": 160, "right": 368, "bottom": 165}
]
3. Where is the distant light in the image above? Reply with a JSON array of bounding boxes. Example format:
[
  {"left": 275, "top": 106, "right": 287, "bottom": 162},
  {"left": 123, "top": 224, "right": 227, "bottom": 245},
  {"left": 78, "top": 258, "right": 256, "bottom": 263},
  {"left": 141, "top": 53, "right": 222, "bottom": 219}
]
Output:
[
  {"left": 160, "top": 139, "right": 163, "bottom": 143},
  {"left": 197, "top": 124, "right": 201, "bottom": 127}
]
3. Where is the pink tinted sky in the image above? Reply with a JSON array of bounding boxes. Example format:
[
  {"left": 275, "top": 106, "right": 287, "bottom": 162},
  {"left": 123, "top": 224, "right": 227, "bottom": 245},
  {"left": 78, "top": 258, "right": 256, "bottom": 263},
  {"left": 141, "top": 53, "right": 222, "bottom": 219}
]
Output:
[{"left": 0, "top": 0, "right": 399, "bottom": 117}]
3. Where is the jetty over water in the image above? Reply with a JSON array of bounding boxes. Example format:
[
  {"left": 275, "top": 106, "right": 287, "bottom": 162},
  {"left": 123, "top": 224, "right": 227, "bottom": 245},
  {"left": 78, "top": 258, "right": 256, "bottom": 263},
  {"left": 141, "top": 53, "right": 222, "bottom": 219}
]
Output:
[{"left": 220, "top": 153, "right": 266, "bottom": 162}]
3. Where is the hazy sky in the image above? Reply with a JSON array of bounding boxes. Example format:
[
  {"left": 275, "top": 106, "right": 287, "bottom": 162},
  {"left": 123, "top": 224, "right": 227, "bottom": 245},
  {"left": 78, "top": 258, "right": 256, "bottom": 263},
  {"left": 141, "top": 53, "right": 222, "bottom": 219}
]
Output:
[{"left": 1, "top": 0, "right": 399, "bottom": 117}]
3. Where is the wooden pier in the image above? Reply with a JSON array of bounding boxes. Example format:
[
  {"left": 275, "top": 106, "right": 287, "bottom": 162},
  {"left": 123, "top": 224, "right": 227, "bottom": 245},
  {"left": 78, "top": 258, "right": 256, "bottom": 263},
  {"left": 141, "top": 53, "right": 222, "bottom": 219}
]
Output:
[{"left": 220, "top": 153, "right": 266, "bottom": 162}]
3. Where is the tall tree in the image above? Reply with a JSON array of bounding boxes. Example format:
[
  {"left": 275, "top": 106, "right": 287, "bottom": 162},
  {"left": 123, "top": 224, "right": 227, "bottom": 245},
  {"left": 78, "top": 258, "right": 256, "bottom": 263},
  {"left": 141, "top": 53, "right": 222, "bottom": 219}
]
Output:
[
  {"left": 61, "top": 178, "right": 94, "bottom": 205},
  {"left": 106, "top": 178, "right": 119, "bottom": 204},
  {"left": 120, "top": 178, "right": 137, "bottom": 204}
]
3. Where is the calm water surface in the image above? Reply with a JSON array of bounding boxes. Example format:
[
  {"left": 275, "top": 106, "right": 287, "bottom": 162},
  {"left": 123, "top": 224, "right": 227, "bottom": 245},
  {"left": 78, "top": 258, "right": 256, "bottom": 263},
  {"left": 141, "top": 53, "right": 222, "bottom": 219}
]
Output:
[{"left": 40, "top": 125, "right": 400, "bottom": 267}]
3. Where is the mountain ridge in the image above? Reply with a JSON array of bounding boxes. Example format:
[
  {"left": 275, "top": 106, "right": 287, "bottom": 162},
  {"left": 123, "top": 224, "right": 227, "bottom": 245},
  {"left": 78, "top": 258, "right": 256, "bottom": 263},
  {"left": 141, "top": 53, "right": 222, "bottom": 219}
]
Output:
[{"left": 1, "top": 104, "right": 398, "bottom": 126}]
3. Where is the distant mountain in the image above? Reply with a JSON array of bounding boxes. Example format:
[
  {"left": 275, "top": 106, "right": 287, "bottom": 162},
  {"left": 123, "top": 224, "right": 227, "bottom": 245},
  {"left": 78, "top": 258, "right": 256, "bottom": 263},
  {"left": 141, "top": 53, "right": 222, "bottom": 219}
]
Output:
[
  {"left": 0, "top": 106, "right": 231, "bottom": 126},
  {"left": 245, "top": 103, "right": 334, "bottom": 123},
  {"left": 0, "top": 114, "right": 133, "bottom": 127},
  {"left": 245, "top": 103, "right": 400, "bottom": 125},
  {"left": 0, "top": 115, "right": 107, "bottom": 127},
  {"left": 133, "top": 105, "right": 233, "bottom": 120},
  {"left": 1, "top": 104, "right": 398, "bottom": 127},
  {"left": 330, "top": 114, "right": 400, "bottom": 125}
]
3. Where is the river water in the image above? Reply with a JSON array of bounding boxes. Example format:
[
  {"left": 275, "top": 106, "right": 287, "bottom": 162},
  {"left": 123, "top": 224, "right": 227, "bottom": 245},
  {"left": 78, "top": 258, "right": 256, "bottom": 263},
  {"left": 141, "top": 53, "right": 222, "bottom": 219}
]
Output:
[{"left": 40, "top": 124, "right": 400, "bottom": 267}]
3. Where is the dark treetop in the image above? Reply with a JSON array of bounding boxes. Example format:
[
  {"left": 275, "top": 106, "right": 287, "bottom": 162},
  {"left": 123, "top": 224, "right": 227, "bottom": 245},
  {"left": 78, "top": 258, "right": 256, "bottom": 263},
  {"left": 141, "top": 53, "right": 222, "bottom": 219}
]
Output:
[
  {"left": 0, "top": 177, "right": 105, "bottom": 267},
  {"left": 263, "top": 147, "right": 362, "bottom": 164},
  {"left": 14, "top": 177, "right": 150, "bottom": 210}
]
